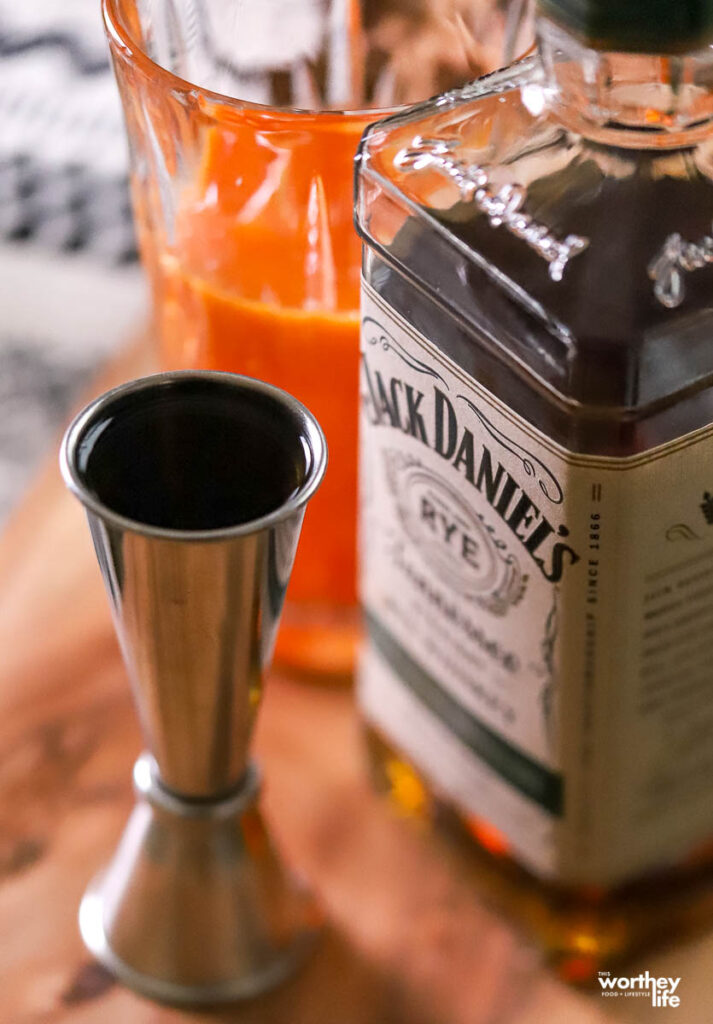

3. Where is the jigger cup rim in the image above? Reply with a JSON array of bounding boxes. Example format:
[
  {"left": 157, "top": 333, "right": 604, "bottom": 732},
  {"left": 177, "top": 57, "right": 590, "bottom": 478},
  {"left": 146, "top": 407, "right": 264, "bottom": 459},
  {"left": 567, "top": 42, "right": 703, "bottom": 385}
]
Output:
[{"left": 60, "top": 369, "right": 327, "bottom": 542}]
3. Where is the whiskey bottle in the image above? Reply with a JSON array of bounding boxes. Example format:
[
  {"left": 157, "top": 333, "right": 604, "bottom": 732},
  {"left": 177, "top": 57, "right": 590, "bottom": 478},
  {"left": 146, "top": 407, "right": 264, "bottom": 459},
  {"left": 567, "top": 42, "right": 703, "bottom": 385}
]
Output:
[{"left": 355, "top": 0, "right": 713, "bottom": 979}]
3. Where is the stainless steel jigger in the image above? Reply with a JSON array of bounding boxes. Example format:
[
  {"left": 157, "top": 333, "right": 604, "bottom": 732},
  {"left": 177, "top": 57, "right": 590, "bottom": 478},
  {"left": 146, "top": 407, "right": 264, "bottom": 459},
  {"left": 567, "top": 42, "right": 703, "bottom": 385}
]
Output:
[{"left": 60, "top": 371, "right": 327, "bottom": 1006}]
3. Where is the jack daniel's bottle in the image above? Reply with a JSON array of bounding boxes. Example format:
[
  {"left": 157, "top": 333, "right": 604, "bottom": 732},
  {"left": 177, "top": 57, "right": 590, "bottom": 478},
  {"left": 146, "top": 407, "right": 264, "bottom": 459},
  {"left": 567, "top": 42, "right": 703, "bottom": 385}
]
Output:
[{"left": 356, "top": 0, "right": 713, "bottom": 977}]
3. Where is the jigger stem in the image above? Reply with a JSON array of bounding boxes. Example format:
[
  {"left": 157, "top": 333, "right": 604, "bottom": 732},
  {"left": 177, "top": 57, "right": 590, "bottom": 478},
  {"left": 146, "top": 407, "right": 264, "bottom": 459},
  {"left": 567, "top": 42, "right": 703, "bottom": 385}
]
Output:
[{"left": 79, "top": 753, "right": 319, "bottom": 1006}]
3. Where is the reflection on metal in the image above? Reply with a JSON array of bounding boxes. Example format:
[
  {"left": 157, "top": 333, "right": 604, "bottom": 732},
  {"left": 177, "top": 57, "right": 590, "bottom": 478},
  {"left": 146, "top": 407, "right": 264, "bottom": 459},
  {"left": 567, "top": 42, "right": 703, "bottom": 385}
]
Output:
[{"left": 61, "top": 371, "right": 326, "bottom": 1005}]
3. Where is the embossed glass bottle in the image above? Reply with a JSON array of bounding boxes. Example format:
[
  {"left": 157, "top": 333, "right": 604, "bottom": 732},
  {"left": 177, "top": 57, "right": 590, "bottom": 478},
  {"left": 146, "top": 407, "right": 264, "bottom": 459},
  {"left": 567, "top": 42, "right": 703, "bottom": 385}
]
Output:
[{"left": 356, "top": 0, "right": 713, "bottom": 978}]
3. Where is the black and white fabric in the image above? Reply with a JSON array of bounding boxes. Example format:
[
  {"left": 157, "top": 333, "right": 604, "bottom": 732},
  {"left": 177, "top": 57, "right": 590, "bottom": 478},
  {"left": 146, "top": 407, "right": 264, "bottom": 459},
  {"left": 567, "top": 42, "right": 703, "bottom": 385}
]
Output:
[
  {"left": 0, "top": 0, "right": 145, "bottom": 523},
  {"left": 0, "top": 0, "right": 137, "bottom": 263}
]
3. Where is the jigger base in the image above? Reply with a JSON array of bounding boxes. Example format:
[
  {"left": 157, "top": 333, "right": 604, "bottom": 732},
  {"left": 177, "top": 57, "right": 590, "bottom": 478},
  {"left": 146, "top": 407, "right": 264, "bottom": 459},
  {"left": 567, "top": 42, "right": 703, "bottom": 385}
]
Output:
[{"left": 79, "top": 754, "right": 319, "bottom": 1007}]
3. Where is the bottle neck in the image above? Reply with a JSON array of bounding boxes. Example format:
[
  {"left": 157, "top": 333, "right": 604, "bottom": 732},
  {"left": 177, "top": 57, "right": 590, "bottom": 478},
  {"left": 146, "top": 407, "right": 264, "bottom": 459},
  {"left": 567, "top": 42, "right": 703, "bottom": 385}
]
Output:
[{"left": 537, "top": 15, "right": 713, "bottom": 148}]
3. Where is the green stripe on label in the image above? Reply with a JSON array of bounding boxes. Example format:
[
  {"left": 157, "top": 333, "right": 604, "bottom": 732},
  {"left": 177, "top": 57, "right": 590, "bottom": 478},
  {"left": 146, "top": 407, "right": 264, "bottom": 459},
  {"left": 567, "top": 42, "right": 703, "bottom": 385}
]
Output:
[{"left": 366, "top": 612, "right": 564, "bottom": 817}]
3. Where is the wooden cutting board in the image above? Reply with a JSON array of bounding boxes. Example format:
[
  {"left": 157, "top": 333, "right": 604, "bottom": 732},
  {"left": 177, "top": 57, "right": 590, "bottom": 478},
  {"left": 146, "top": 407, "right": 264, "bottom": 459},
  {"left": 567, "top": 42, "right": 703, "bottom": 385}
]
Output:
[{"left": 0, "top": 348, "right": 710, "bottom": 1023}]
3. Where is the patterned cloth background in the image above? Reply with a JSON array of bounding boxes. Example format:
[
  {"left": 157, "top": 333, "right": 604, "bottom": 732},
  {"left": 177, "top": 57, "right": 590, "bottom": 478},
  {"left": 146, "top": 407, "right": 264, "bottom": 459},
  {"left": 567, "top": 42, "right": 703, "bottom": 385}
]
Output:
[{"left": 0, "top": 0, "right": 145, "bottom": 521}]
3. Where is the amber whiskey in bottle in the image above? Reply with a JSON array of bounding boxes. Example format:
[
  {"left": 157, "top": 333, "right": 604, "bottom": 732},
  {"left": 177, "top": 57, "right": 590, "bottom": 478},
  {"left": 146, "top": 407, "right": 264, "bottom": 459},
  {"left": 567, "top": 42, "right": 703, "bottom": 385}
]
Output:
[{"left": 355, "top": 0, "right": 713, "bottom": 979}]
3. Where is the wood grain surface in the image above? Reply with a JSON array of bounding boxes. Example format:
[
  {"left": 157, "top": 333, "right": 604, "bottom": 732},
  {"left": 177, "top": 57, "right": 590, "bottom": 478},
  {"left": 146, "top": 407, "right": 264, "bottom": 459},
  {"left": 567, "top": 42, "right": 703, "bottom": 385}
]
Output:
[{"left": 1, "top": 356, "right": 711, "bottom": 1024}]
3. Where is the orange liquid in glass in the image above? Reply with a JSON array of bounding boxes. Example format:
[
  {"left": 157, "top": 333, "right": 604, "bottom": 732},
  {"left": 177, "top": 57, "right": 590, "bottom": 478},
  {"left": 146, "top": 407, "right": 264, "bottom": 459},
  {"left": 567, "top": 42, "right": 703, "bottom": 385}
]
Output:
[{"left": 150, "top": 108, "right": 371, "bottom": 671}]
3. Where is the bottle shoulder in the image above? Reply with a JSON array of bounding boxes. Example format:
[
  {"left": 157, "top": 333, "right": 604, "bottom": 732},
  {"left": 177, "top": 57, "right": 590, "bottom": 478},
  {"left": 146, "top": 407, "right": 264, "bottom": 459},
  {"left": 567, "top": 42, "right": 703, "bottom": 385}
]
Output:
[{"left": 357, "top": 60, "right": 713, "bottom": 412}]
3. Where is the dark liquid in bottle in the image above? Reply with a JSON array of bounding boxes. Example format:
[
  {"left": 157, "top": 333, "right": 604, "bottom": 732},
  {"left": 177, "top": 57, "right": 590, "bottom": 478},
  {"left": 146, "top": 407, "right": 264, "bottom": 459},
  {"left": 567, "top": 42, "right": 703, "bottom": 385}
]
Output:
[
  {"left": 374, "top": 159, "right": 713, "bottom": 454},
  {"left": 361, "top": 134, "right": 713, "bottom": 977},
  {"left": 78, "top": 377, "right": 306, "bottom": 530}
]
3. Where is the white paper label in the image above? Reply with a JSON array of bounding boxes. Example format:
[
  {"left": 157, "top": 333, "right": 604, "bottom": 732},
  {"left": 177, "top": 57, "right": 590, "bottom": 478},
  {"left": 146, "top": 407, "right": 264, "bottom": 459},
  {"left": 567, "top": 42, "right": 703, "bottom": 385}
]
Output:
[{"left": 359, "top": 278, "right": 713, "bottom": 885}]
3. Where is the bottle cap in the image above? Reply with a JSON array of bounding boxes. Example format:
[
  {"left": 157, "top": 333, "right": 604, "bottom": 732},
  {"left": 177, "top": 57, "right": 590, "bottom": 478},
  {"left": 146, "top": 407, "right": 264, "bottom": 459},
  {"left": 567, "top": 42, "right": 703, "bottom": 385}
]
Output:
[{"left": 538, "top": 0, "right": 713, "bottom": 52}]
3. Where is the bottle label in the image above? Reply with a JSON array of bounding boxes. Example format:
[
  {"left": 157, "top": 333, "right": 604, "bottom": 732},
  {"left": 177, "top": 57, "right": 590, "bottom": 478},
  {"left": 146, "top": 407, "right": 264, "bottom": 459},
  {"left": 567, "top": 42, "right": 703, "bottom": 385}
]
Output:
[{"left": 359, "top": 277, "right": 713, "bottom": 885}]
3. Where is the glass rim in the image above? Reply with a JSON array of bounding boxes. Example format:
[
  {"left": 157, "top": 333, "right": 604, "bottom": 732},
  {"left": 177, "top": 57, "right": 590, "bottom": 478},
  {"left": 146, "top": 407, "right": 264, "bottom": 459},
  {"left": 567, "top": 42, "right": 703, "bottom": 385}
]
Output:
[
  {"left": 102, "top": 0, "right": 407, "bottom": 119},
  {"left": 60, "top": 370, "right": 328, "bottom": 543}
]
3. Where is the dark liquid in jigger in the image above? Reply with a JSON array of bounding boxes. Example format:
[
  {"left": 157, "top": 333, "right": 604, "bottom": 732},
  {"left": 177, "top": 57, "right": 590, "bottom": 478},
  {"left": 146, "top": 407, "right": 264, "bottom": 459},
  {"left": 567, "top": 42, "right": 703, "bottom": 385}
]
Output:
[{"left": 79, "top": 379, "right": 307, "bottom": 530}]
